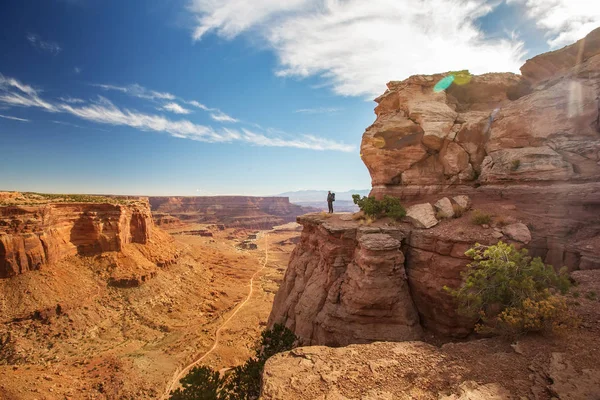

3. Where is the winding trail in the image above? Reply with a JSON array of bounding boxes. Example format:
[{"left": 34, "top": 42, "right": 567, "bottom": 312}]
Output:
[{"left": 160, "top": 233, "right": 270, "bottom": 399}]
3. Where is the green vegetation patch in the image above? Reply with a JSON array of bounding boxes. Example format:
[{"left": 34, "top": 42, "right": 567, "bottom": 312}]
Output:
[
  {"left": 352, "top": 194, "right": 406, "bottom": 221},
  {"left": 446, "top": 241, "right": 576, "bottom": 337},
  {"left": 170, "top": 324, "right": 297, "bottom": 400}
]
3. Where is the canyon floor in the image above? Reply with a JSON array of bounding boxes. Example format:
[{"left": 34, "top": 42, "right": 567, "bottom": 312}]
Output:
[{"left": 0, "top": 222, "right": 301, "bottom": 399}]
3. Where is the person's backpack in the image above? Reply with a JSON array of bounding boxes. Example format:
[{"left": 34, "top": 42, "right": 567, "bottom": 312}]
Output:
[{"left": 331, "top": 193, "right": 335, "bottom": 201}]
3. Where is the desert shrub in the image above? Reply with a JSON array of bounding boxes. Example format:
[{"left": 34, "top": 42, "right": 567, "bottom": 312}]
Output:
[
  {"left": 446, "top": 241, "right": 573, "bottom": 337},
  {"left": 451, "top": 203, "right": 464, "bottom": 218},
  {"left": 470, "top": 209, "right": 492, "bottom": 225},
  {"left": 510, "top": 159, "right": 521, "bottom": 171},
  {"left": 586, "top": 291, "right": 598, "bottom": 301},
  {"left": 170, "top": 324, "right": 297, "bottom": 400},
  {"left": 489, "top": 296, "right": 577, "bottom": 336},
  {"left": 352, "top": 194, "right": 406, "bottom": 221}
]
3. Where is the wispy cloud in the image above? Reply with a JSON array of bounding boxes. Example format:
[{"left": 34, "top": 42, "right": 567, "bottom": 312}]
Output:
[
  {"left": 93, "top": 83, "right": 176, "bottom": 101},
  {"left": 0, "top": 73, "right": 353, "bottom": 152},
  {"left": 295, "top": 107, "right": 342, "bottom": 114},
  {"left": 160, "top": 102, "right": 192, "bottom": 115},
  {"left": 51, "top": 119, "right": 110, "bottom": 132},
  {"left": 507, "top": 0, "right": 600, "bottom": 48},
  {"left": 26, "top": 33, "right": 62, "bottom": 55},
  {"left": 58, "top": 96, "right": 85, "bottom": 104},
  {"left": 188, "top": 0, "right": 527, "bottom": 97},
  {"left": 74, "top": 67, "right": 82, "bottom": 74},
  {"left": 210, "top": 110, "right": 238, "bottom": 123},
  {"left": 0, "top": 114, "right": 30, "bottom": 122},
  {"left": 186, "top": 100, "right": 210, "bottom": 111}
]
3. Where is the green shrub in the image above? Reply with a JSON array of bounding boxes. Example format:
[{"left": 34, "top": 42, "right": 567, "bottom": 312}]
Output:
[
  {"left": 352, "top": 194, "right": 406, "bottom": 221},
  {"left": 170, "top": 366, "right": 223, "bottom": 400},
  {"left": 170, "top": 324, "right": 297, "bottom": 400},
  {"left": 470, "top": 209, "right": 492, "bottom": 225},
  {"left": 446, "top": 241, "right": 573, "bottom": 336},
  {"left": 510, "top": 159, "right": 520, "bottom": 171}
]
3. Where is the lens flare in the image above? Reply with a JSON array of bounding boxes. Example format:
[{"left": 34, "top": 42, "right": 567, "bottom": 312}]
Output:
[
  {"left": 453, "top": 72, "right": 472, "bottom": 86},
  {"left": 372, "top": 136, "right": 385, "bottom": 148},
  {"left": 433, "top": 75, "right": 455, "bottom": 92}
]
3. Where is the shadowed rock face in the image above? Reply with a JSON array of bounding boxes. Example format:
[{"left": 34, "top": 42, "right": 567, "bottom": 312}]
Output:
[{"left": 268, "top": 215, "right": 422, "bottom": 345}]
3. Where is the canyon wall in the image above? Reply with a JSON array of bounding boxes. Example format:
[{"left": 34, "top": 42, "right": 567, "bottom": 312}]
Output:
[
  {"left": 0, "top": 199, "right": 177, "bottom": 280},
  {"left": 268, "top": 28, "right": 600, "bottom": 342},
  {"left": 148, "top": 196, "right": 314, "bottom": 229}
]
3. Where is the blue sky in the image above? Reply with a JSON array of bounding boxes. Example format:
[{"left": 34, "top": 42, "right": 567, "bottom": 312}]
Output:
[{"left": 0, "top": 0, "right": 597, "bottom": 196}]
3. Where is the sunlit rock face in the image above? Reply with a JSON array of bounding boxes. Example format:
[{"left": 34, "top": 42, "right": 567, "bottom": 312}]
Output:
[
  {"left": 362, "top": 27, "right": 600, "bottom": 200},
  {"left": 360, "top": 26, "right": 600, "bottom": 274},
  {"left": 0, "top": 199, "right": 178, "bottom": 283}
]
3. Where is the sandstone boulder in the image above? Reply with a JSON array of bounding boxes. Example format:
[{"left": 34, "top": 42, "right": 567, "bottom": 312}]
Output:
[
  {"left": 502, "top": 223, "right": 532, "bottom": 244},
  {"left": 434, "top": 197, "right": 454, "bottom": 219},
  {"left": 405, "top": 203, "right": 438, "bottom": 228},
  {"left": 451, "top": 195, "right": 472, "bottom": 213}
]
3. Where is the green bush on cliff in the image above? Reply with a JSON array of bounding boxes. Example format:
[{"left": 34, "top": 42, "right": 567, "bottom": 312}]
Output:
[
  {"left": 169, "top": 324, "right": 297, "bottom": 400},
  {"left": 445, "top": 241, "right": 575, "bottom": 337},
  {"left": 352, "top": 194, "right": 406, "bottom": 221}
]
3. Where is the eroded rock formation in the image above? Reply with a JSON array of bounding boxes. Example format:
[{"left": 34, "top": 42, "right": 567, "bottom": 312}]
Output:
[
  {"left": 269, "top": 28, "right": 600, "bottom": 341},
  {"left": 0, "top": 198, "right": 178, "bottom": 282},
  {"left": 148, "top": 196, "right": 314, "bottom": 229}
]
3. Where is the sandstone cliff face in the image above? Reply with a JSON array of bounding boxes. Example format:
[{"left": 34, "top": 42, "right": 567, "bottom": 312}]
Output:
[
  {"left": 0, "top": 200, "right": 176, "bottom": 280},
  {"left": 148, "top": 196, "right": 313, "bottom": 229},
  {"left": 363, "top": 29, "right": 600, "bottom": 196},
  {"left": 269, "top": 29, "right": 600, "bottom": 341},
  {"left": 268, "top": 213, "right": 506, "bottom": 339},
  {"left": 268, "top": 215, "right": 422, "bottom": 345}
]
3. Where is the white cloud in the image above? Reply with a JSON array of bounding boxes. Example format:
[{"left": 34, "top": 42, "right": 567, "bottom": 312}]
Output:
[
  {"left": 186, "top": 100, "right": 210, "bottom": 110},
  {"left": 93, "top": 83, "right": 176, "bottom": 101},
  {"left": 74, "top": 67, "right": 82, "bottom": 74},
  {"left": 240, "top": 128, "right": 354, "bottom": 151},
  {"left": 58, "top": 96, "right": 85, "bottom": 104},
  {"left": 26, "top": 33, "right": 62, "bottom": 55},
  {"left": 0, "top": 73, "right": 353, "bottom": 152},
  {"left": 508, "top": 0, "right": 600, "bottom": 48},
  {"left": 0, "top": 114, "right": 30, "bottom": 122},
  {"left": 210, "top": 110, "right": 238, "bottom": 123},
  {"left": 189, "top": 0, "right": 526, "bottom": 97},
  {"left": 295, "top": 107, "right": 341, "bottom": 114},
  {"left": 160, "top": 102, "right": 192, "bottom": 114}
]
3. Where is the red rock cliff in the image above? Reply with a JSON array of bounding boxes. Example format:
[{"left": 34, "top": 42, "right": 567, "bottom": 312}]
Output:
[
  {"left": 269, "top": 29, "right": 600, "bottom": 342},
  {"left": 149, "top": 196, "right": 313, "bottom": 229},
  {"left": 0, "top": 199, "right": 174, "bottom": 279}
]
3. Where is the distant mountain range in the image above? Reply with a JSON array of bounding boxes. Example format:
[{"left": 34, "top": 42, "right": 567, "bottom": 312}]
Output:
[{"left": 275, "top": 189, "right": 370, "bottom": 212}]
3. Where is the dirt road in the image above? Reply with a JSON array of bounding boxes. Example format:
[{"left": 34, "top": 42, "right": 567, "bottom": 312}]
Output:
[{"left": 160, "top": 233, "right": 270, "bottom": 399}]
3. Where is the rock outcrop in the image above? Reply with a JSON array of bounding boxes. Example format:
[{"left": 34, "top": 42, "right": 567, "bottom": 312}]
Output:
[
  {"left": 361, "top": 26, "right": 600, "bottom": 290},
  {"left": 269, "top": 28, "right": 600, "bottom": 342},
  {"left": 148, "top": 196, "right": 314, "bottom": 229},
  {"left": 0, "top": 197, "right": 178, "bottom": 282},
  {"left": 268, "top": 214, "right": 422, "bottom": 345}
]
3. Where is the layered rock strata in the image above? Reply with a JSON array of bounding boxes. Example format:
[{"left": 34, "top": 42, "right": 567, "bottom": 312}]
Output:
[
  {"left": 0, "top": 200, "right": 177, "bottom": 280},
  {"left": 148, "top": 196, "right": 314, "bottom": 229},
  {"left": 268, "top": 214, "right": 422, "bottom": 345}
]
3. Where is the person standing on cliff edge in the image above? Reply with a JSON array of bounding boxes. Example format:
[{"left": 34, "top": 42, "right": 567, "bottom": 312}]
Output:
[{"left": 327, "top": 191, "right": 335, "bottom": 214}]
